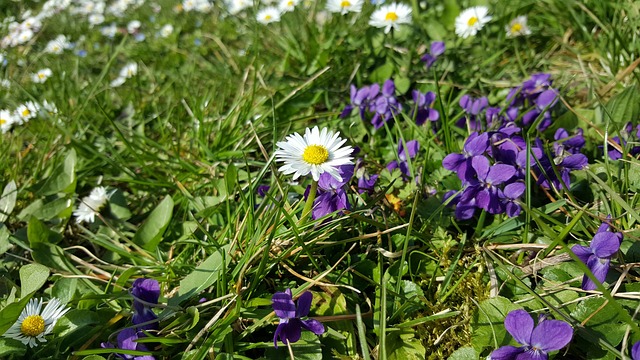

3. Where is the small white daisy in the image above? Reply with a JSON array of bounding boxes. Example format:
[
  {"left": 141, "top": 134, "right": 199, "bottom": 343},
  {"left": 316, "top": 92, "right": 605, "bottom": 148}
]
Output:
[
  {"left": 15, "top": 101, "right": 40, "bottom": 123},
  {"left": 227, "top": 0, "right": 252, "bottom": 15},
  {"left": 454, "top": 6, "right": 492, "bottom": 39},
  {"left": 31, "top": 68, "right": 53, "bottom": 83},
  {"left": 100, "top": 23, "right": 118, "bottom": 38},
  {"left": 369, "top": 3, "right": 412, "bottom": 34},
  {"left": 278, "top": 0, "right": 300, "bottom": 13},
  {"left": 127, "top": 20, "right": 141, "bottom": 34},
  {"left": 0, "top": 109, "right": 16, "bottom": 134},
  {"left": 3, "top": 298, "right": 70, "bottom": 348},
  {"left": 44, "top": 35, "right": 71, "bottom": 54},
  {"left": 506, "top": 15, "right": 531, "bottom": 38},
  {"left": 275, "top": 126, "right": 354, "bottom": 182},
  {"left": 41, "top": 100, "right": 58, "bottom": 117},
  {"left": 159, "top": 24, "right": 174, "bottom": 38},
  {"left": 326, "top": 0, "right": 364, "bottom": 15},
  {"left": 119, "top": 62, "right": 138, "bottom": 78},
  {"left": 73, "top": 186, "right": 112, "bottom": 223},
  {"left": 256, "top": 7, "right": 282, "bottom": 24}
]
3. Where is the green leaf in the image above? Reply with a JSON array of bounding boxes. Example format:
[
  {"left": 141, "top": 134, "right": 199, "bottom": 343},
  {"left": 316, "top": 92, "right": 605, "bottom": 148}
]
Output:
[
  {"left": 470, "top": 296, "right": 521, "bottom": 353},
  {"left": 0, "top": 180, "right": 17, "bottom": 223},
  {"left": 370, "top": 62, "right": 395, "bottom": 84},
  {"left": 52, "top": 278, "right": 78, "bottom": 305},
  {"left": 605, "top": 85, "right": 640, "bottom": 129},
  {"left": 133, "top": 195, "right": 174, "bottom": 251},
  {"left": 0, "top": 294, "right": 35, "bottom": 336},
  {"left": 264, "top": 331, "right": 323, "bottom": 360},
  {"left": 0, "top": 225, "right": 11, "bottom": 256},
  {"left": 39, "top": 149, "right": 77, "bottom": 196},
  {"left": 570, "top": 297, "right": 626, "bottom": 347},
  {"left": 386, "top": 330, "right": 426, "bottom": 360},
  {"left": 170, "top": 244, "right": 231, "bottom": 305},
  {"left": 82, "top": 356, "right": 107, "bottom": 360},
  {"left": 448, "top": 347, "right": 478, "bottom": 360},
  {"left": 0, "top": 338, "right": 26, "bottom": 357},
  {"left": 225, "top": 163, "right": 237, "bottom": 195},
  {"left": 32, "top": 197, "right": 73, "bottom": 221},
  {"left": 55, "top": 309, "right": 100, "bottom": 337},
  {"left": 19, "top": 263, "right": 50, "bottom": 296},
  {"left": 395, "top": 76, "right": 411, "bottom": 95},
  {"left": 27, "top": 216, "right": 62, "bottom": 246}
]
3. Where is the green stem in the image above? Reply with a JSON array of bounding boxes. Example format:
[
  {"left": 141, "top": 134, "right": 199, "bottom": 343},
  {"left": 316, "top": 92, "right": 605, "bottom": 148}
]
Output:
[{"left": 300, "top": 180, "right": 318, "bottom": 224}]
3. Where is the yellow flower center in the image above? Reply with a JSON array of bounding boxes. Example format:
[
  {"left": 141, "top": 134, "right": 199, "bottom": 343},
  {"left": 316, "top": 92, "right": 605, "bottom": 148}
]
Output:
[
  {"left": 20, "top": 315, "right": 45, "bottom": 337},
  {"left": 341, "top": 0, "right": 351, "bottom": 7},
  {"left": 22, "top": 109, "right": 30, "bottom": 117},
  {"left": 38, "top": 73, "right": 46, "bottom": 79},
  {"left": 302, "top": 145, "right": 329, "bottom": 165},
  {"left": 0, "top": 119, "right": 6, "bottom": 125},
  {"left": 385, "top": 12, "right": 398, "bottom": 21},
  {"left": 511, "top": 23, "right": 522, "bottom": 33},
  {"left": 467, "top": 16, "right": 478, "bottom": 26},
  {"left": 265, "top": 14, "right": 272, "bottom": 20},
  {"left": 288, "top": 1, "right": 294, "bottom": 6}
]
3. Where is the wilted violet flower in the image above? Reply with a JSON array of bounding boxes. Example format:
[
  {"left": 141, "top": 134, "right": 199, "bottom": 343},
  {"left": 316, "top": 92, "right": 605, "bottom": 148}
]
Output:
[
  {"left": 490, "top": 309, "right": 573, "bottom": 360},
  {"left": 272, "top": 289, "right": 325, "bottom": 347},
  {"left": 571, "top": 221, "right": 622, "bottom": 290},
  {"left": 420, "top": 41, "right": 445, "bottom": 69}
]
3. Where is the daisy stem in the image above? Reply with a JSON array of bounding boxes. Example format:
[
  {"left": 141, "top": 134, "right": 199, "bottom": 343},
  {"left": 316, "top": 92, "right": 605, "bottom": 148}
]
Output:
[{"left": 300, "top": 180, "right": 318, "bottom": 224}]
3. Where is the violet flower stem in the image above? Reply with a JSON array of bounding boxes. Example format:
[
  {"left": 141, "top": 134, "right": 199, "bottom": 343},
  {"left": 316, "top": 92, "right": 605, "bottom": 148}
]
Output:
[{"left": 300, "top": 180, "right": 318, "bottom": 224}]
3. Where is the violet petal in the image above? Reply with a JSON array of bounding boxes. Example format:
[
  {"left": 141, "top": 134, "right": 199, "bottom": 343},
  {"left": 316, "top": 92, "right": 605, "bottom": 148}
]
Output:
[
  {"left": 504, "top": 309, "right": 534, "bottom": 346},
  {"left": 530, "top": 319, "right": 573, "bottom": 352}
]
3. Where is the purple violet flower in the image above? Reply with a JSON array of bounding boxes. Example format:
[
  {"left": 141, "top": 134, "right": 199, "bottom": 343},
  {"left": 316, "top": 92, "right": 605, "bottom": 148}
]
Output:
[
  {"left": 457, "top": 95, "right": 489, "bottom": 131},
  {"left": 131, "top": 278, "right": 160, "bottom": 331},
  {"left": 309, "top": 164, "right": 354, "bottom": 219},
  {"left": 272, "top": 289, "right": 325, "bottom": 348},
  {"left": 257, "top": 185, "right": 270, "bottom": 197},
  {"left": 101, "top": 328, "right": 155, "bottom": 360},
  {"left": 632, "top": 340, "right": 640, "bottom": 360},
  {"left": 387, "top": 140, "right": 420, "bottom": 179},
  {"left": 500, "top": 182, "right": 526, "bottom": 217},
  {"left": 420, "top": 41, "right": 445, "bottom": 69},
  {"left": 371, "top": 80, "right": 402, "bottom": 129},
  {"left": 571, "top": 221, "right": 622, "bottom": 290},
  {"left": 467, "top": 156, "right": 515, "bottom": 214},
  {"left": 490, "top": 309, "right": 573, "bottom": 360},
  {"left": 411, "top": 90, "right": 439, "bottom": 125},
  {"left": 442, "top": 132, "right": 489, "bottom": 185}
]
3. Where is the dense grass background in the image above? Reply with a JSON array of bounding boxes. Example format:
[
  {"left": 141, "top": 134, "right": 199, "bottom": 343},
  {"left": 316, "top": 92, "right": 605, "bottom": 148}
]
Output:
[{"left": 1, "top": 0, "right": 640, "bottom": 359}]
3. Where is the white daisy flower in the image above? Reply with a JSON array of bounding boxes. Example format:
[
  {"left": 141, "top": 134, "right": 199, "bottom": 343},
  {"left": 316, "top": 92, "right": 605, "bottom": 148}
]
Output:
[
  {"left": 278, "top": 0, "right": 300, "bottom": 13},
  {"left": 41, "top": 100, "right": 58, "bottom": 117},
  {"left": 31, "top": 68, "right": 53, "bottom": 83},
  {"left": 256, "top": 7, "right": 281, "bottom": 24},
  {"left": 3, "top": 298, "right": 70, "bottom": 348},
  {"left": 506, "top": 15, "right": 531, "bottom": 37},
  {"left": 227, "top": 0, "right": 252, "bottom": 15},
  {"left": 101, "top": 23, "right": 118, "bottom": 38},
  {"left": 275, "top": 126, "right": 354, "bottom": 182},
  {"left": 73, "top": 186, "right": 112, "bottom": 223},
  {"left": 44, "top": 35, "right": 70, "bottom": 54},
  {"left": 88, "top": 13, "right": 105, "bottom": 26},
  {"left": 16, "top": 29, "right": 34, "bottom": 45},
  {"left": 0, "top": 109, "right": 16, "bottom": 134},
  {"left": 369, "top": 3, "right": 412, "bottom": 34},
  {"left": 159, "top": 24, "right": 174, "bottom": 38},
  {"left": 127, "top": 20, "right": 141, "bottom": 34},
  {"left": 15, "top": 101, "right": 40, "bottom": 123},
  {"left": 454, "top": 6, "right": 492, "bottom": 38},
  {"left": 119, "top": 62, "right": 138, "bottom": 79},
  {"left": 326, "top": 0, "right": 364, "bottom": 15},
  {"left": 0, "top": 79, "right": 10, "bottom": 89}
]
